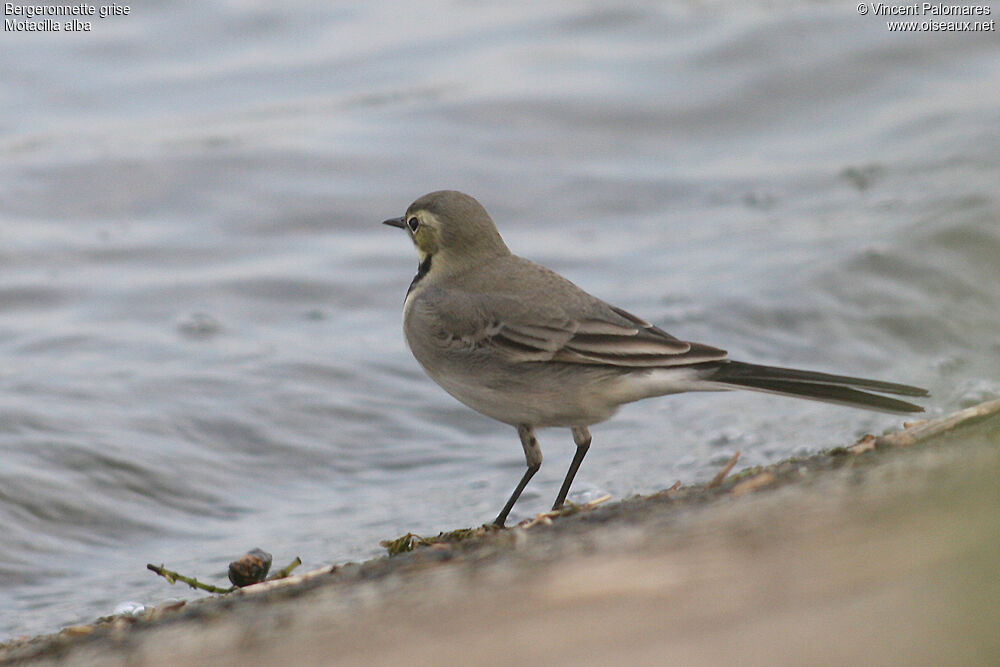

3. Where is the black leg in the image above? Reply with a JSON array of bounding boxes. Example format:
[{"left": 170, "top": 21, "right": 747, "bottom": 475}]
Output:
[
  {"left": 493, "top": 424, "right": 542, "bottom": 527},
  {"left": 552, "top": 426, "right": 591, "bottom": 510}
]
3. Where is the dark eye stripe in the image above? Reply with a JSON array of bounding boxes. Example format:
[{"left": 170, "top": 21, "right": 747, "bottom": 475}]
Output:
[{"left": 407, "top": 217, "right": 419, "bottom": 232}]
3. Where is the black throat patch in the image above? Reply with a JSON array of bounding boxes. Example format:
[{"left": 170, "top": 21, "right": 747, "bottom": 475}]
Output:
[{"left": 406, "top": 255, "right": 432, "bottom": 296}]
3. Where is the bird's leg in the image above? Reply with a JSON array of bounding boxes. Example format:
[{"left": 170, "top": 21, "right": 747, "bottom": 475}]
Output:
[
  {"left": 493, "top": 424, "right": 542, "bottom": 527},
  {"left": 552, "top": 426, "right": 592, "bottom": 510}
]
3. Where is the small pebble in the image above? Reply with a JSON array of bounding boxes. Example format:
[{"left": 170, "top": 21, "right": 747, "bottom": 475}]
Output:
[{"left": 229, "top": 548, "right": 273, "bottom": 587}]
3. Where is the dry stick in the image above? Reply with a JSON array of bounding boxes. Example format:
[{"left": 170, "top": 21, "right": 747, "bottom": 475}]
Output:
[
  {"left": 876, "top": 398, "right": 1000, "bottom": 448},
  {"left": 708, "top": 449, "right": 742, "bottom": 488},
  {"left": 731, "top": 471, "right": 776, "bottom": 497},
  {"left": 519, "top": 494, "right": 613, "bottom": 530}
]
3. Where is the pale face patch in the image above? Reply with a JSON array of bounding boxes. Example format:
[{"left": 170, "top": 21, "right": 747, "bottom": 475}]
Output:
[{"left": 404, "top": 210, "right": 441, "bottom": 261}]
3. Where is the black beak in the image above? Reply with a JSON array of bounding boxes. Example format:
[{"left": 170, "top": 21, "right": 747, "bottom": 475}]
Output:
[{"left": 382, "top": 216, "right": 406, "bottom": 229}]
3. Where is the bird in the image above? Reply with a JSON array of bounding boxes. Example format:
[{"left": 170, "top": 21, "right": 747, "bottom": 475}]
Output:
[{"left": 383, "top": 190, "right": 928, "bottom": 527}]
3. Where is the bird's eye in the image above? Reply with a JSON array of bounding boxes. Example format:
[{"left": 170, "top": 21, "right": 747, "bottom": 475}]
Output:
[{"left": 407, "top": 217, "right": 420, "bottom": 232}]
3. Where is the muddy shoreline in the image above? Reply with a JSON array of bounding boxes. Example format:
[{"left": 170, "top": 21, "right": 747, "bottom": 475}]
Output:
[{"left": 3, "top": 402, "right": 998, "bottom": 666}]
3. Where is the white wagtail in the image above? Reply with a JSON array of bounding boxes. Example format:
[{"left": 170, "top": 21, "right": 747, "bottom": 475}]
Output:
[{"left": 384, "top": 190, "right": 928, "bottom": 526}]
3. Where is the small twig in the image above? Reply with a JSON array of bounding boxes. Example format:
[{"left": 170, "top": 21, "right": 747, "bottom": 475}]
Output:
[
  {"left": 146, "top": 563, "right": 235, "bottom": 594},
  {"left": 520, "top": 494, "right": 612, "bottom": 530},
  {"left": 269, "top": 557, "right": 302, "bottom": 580},
  {"left": 708, "top": 450, "right": 742, "bottom": 488},
  {"left": 848, "top": 434, "right": 877, "bottom": 454}
]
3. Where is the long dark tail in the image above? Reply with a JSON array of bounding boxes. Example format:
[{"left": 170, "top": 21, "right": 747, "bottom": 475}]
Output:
[{"left": 703, "top": 360, "right": 928, "bottom": 414}]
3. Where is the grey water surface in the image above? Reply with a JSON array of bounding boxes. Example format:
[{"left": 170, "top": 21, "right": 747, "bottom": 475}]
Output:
[{"left": 2, "top": 0, "right": 998, "bottom": 639}]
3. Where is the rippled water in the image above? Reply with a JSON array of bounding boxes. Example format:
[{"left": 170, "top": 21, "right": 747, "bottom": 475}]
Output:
[{"left": 2, "top": 0, "right": 998, "bottom": 639}]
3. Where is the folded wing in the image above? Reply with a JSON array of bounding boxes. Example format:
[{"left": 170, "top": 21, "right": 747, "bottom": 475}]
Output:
[{"left": 484, "top": 303, "right": 727, "bottom": 367}]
